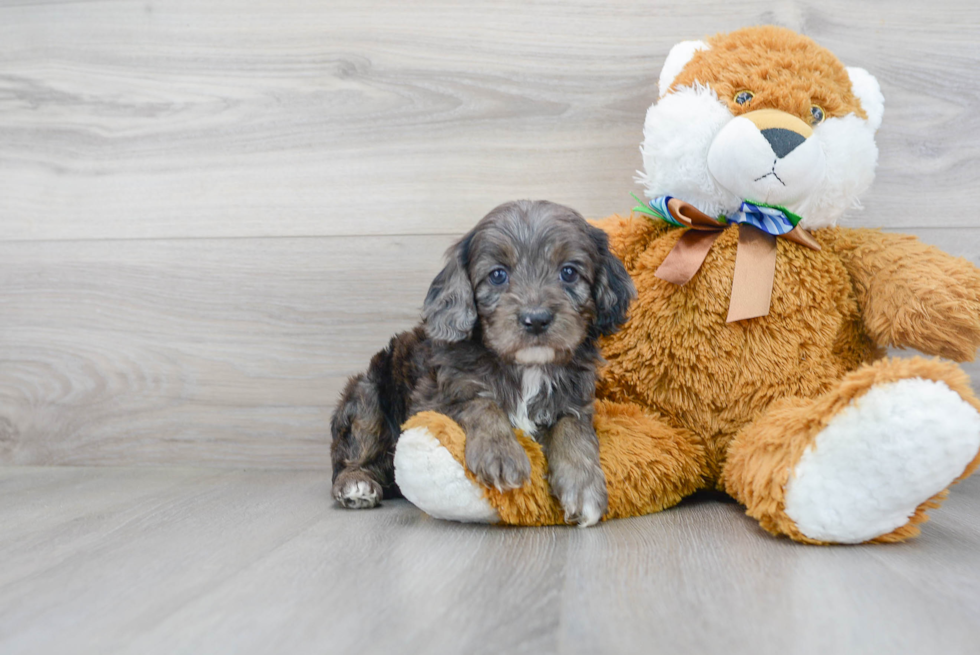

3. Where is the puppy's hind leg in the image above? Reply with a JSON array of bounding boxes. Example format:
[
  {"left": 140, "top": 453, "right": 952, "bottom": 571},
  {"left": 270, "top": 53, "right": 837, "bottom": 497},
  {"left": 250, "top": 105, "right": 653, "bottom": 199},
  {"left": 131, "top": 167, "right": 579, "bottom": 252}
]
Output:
[{"left": 330, "top": 373, "right": 395, "bottom": 509}]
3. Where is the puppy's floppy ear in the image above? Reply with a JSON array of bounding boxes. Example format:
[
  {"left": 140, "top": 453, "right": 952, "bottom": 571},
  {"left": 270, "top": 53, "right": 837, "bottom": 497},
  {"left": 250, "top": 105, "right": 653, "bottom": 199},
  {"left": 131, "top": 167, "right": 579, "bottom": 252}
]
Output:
[
  {"left": 421, "top": 233, "right": 478, "bottom": 342},
  {"left": 588, "top": 225, "right": 636, "bottom": 337}
]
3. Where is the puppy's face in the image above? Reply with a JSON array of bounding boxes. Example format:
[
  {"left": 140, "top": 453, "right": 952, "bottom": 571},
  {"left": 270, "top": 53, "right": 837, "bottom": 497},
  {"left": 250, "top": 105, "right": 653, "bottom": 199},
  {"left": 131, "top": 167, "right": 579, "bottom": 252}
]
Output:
[
  {"left": 469, "top": 207, "right": 600, "bottom": 365},
  {"left": 422, "top": 201, "right": 635, "bottom": 364}
]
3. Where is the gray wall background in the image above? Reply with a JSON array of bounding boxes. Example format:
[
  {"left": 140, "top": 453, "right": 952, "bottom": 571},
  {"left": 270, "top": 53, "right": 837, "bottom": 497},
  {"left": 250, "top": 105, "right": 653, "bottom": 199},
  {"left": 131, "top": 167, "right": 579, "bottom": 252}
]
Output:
[{"left": 2, "top": 0, "right": 979, "bottom": 468}]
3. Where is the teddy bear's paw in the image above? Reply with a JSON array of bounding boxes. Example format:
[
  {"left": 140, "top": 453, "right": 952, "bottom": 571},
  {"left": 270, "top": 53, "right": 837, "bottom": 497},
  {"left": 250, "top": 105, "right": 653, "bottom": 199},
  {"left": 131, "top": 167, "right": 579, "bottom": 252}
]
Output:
[
  {"left": 783, "top": 378, "right": 980, "bottom": 543},
  {"left": 332, "top": 469, "right": 382, "bottom": 509},
  {"left": 550, "top": 462, "right": 609, "bottom": 528},
  {"left": 393, "top": 425, "right": 500, "bottom": 523}
]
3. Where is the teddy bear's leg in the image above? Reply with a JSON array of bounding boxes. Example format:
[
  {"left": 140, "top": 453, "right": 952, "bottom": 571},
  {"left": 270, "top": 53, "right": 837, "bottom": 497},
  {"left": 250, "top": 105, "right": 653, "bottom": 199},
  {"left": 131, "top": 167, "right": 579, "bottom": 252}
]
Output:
[
  {"left": 723, "top": 357, "right": 980, "bottom": 544},
  {"left": 393, "top": 402, "right": 707, "bottom": 526},
  {"left": 593, "top": 399, "right": 707, "bottom": 520},
  {"left": 394, "top": 411, "right": 504, "bottom": 523}
]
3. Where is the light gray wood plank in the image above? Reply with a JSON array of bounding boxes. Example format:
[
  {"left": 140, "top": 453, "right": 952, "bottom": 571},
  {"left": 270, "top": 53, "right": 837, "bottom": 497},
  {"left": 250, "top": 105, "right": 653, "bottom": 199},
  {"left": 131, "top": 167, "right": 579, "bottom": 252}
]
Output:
[
  {"left": 1, "top": 467, "right": 979, "bottom": 655},
  {"left": 0, "top": 235, "right": 453, "bottom": 467},
  {"left": 3, "top": 227, "right": 980, "bottom": 467},
  {"left": 560, "top": 488, "right": 980, "bottom": 655},
  {"left": 0, "top": 467, "right": 564, "bottom": 655},
  {"left": 1, "top": 0, "right": 979, "bottom": 241}
]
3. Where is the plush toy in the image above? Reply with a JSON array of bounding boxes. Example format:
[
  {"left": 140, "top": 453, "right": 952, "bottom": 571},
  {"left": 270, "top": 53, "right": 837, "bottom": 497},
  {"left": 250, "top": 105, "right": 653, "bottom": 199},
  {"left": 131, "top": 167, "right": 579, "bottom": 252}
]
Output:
[{"left": 393, "top": 25, "right": 980, "bottom": 544}]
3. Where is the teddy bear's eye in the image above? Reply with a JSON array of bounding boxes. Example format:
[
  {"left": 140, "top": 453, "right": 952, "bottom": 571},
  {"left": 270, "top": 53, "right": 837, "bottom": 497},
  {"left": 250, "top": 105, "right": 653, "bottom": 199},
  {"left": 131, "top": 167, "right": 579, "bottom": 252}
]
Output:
[
  {"left": 734, "top": 90, "right": 754, "bottom": 105},
  {"left": 810, "top": 104, "right": 826, "bottom": 125}
]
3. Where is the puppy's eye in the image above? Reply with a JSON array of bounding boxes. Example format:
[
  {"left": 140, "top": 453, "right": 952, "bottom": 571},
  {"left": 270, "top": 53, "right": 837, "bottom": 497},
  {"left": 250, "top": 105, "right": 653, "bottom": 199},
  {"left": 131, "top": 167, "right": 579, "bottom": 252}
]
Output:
[
  {"left": 810, "top": 104, "right": 826, "bottom": 125},
  {"left": 560, "top": 265, "right": 579, "bottom": 283},
  {"left": 488, "top": 268, "right": 508, "bottom": 286},
  {"left": 734, "top": 90, "right": 754, "bottom": 106}
]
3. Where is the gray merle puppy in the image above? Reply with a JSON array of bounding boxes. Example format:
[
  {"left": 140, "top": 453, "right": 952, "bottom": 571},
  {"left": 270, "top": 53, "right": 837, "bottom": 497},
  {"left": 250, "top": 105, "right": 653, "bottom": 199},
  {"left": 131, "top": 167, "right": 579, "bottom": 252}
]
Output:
[{"left": 330, "top": 200, "right": 635, "bottom": 526}]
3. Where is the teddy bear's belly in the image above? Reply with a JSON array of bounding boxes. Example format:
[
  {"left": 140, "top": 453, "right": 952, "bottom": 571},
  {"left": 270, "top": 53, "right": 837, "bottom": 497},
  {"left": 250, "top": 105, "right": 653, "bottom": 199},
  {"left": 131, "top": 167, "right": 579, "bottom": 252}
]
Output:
[{"left": 598, "top": 226, "right": 878, "bottom": 477}]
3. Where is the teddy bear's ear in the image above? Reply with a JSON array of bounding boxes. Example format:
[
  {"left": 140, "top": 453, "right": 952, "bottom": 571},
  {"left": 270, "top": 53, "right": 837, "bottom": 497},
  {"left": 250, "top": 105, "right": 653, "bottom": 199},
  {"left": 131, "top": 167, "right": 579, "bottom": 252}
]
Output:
[
  {"left": 658, "top": 40, "right": 710, "bottom": 98},
  {"left": 846, "top": 67, "right": 884, "bottom": 132}
]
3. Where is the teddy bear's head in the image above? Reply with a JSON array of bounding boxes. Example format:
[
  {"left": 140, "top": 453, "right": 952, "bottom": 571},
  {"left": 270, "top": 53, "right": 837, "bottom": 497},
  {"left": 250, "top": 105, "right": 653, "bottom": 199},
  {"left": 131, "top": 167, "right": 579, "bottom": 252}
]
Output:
[{"left": 639, "top": 26, "right": 884, "bottom": 230}]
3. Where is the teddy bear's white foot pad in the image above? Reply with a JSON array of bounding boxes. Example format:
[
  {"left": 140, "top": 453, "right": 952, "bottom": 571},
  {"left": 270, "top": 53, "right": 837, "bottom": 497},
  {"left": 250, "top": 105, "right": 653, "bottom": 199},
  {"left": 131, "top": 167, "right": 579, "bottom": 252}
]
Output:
[
  {"left": 783, "top": 378, "right": 980, "bottom": 543},
  {"left": 394, "top": 426, "right": 500, "bottom": 523}
]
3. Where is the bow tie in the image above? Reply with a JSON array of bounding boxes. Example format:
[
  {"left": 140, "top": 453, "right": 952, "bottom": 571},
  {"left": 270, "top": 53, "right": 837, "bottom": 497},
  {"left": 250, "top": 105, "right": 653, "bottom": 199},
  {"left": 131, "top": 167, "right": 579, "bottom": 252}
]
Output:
[{"left": 632, "top": 194, "right": 821, "bottom": 322}]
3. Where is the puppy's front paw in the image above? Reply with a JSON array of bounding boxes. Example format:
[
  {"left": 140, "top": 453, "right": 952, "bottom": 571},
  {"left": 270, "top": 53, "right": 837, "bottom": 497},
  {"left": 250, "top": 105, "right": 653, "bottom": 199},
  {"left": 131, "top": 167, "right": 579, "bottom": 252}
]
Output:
[
  {"left": 333, "top": 469, "right": 383, "bottom": 509},
  {"left": 551, "top": 464, "right": 608, "bottom": 528},
  {"left": 465, "top": 435, "right": 532, "bottom": 491}
]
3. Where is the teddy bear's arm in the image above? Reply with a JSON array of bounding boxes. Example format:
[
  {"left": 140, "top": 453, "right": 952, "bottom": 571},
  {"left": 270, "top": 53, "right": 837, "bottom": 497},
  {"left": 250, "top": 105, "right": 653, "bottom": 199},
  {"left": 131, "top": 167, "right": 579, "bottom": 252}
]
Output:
[
  {"left": 830, "top": 227, "right": 980, "bottom": 362},
  {"left": 588, "top": 213, "right": 670, "bottom": 268}
]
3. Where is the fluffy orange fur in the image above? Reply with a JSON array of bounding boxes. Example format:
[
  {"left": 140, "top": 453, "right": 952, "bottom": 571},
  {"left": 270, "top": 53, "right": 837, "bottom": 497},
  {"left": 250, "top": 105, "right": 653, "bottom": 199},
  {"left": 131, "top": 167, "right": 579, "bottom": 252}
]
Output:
[
  {"left": 595, "top": 217, "right": 883, "bottom": 482},
  {"left": 591, "top": 215, "right": 980, "bottom": 541},
  {"left": 826, "top": 229, "right": 980, "bottom": 361},
  {"left": 671, "top": 26, "right": 866, "bottom": 124}
]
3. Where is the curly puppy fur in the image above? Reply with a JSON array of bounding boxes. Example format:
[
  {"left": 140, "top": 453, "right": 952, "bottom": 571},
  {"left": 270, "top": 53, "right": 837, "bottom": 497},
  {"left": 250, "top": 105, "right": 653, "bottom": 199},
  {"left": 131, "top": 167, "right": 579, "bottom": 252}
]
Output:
[{"left": 331, "top": 200, "right": 636, "bottom": 525}]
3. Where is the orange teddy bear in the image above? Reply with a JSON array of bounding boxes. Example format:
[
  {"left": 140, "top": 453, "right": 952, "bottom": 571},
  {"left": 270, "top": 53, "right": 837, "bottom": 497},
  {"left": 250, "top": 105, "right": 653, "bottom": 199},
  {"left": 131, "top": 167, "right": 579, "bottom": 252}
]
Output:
[{"left": 393, "top": 26, "right": 980, "bottom": 544}]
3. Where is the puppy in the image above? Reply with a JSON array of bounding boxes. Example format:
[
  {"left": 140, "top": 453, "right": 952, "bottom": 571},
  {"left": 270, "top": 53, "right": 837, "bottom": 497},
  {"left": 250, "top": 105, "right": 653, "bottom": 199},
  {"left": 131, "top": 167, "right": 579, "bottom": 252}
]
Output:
[{"left": 330, "top": 200, "right": 635, "bottom": 526}]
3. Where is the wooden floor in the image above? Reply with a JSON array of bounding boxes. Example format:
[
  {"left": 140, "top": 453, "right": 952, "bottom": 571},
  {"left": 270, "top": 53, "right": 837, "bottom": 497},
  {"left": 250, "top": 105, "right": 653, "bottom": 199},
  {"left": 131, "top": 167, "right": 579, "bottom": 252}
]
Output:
[{"left": 2, "top": 466, "right": 980, "bottom": 655}]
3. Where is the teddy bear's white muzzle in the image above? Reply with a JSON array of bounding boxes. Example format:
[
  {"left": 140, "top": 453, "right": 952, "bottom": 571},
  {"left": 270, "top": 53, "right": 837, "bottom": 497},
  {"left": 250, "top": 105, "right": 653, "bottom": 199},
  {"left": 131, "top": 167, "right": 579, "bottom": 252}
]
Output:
[{"left": 707, "top": 109, "right": 826, "bottom": 209}]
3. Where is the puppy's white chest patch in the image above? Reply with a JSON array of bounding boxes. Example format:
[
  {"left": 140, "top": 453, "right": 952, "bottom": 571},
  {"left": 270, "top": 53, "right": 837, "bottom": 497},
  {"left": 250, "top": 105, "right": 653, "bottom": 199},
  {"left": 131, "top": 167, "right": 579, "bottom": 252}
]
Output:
[{"left": 509, "top": 366, "right": 549, "bottom": 438}]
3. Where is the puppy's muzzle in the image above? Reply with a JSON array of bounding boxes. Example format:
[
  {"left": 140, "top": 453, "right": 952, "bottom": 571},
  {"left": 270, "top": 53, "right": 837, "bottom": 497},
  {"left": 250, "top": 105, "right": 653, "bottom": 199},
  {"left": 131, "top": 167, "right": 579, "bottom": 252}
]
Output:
[{"left": 520, "top": 308, "right": 554, "bottom": 335}]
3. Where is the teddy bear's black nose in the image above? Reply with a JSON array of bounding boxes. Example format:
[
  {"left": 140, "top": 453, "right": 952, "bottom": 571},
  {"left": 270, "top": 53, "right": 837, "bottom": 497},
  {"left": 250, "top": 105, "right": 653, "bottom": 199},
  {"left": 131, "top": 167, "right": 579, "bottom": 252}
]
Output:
[{"left": 761, "top": 127, "right": 807, "bottom": 158}]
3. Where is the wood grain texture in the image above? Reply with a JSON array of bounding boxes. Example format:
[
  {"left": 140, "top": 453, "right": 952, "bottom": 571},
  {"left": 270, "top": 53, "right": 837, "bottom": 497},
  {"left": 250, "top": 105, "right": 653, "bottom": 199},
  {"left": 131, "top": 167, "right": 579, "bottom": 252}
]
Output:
[
  {"left": 3, "top": 0, "right": 980, "bottom": 467},
  {"left": 1, "top": 466, "right": 979, "bottom": 655},
  {"left": 1, "top": 0, "right": 979, "bottom": 241},
  {"left": 2, "top": 228, "right": 980, "bottom": 467},
  {"left": 0, "top": 234, "right": 454, "bottom": 466}
]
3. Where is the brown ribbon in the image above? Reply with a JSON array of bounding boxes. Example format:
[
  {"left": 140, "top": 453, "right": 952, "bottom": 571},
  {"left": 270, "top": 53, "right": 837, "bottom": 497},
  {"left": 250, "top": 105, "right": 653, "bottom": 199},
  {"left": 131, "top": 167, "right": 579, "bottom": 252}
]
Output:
[{"left": 653, "top": 198, "right": 821, "bottom": 322}]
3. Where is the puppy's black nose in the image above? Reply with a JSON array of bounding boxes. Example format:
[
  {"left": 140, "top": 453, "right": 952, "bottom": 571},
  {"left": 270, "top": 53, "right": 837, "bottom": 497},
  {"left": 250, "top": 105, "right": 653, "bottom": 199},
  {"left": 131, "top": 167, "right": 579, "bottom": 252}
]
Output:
[{"left": 520, "top": 309, "right": 553, "bottom": 335}]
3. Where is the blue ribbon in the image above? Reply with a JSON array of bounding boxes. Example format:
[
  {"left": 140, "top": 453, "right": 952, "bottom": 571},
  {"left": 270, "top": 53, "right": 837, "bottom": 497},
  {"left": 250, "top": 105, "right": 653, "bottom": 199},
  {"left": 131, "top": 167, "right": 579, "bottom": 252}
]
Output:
[
  {"left": 726, "top": 201, "right": 801, "bottom": 236},
  {"left": 633, "top": 194, "right": 803, "bottom": 237}
]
